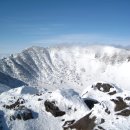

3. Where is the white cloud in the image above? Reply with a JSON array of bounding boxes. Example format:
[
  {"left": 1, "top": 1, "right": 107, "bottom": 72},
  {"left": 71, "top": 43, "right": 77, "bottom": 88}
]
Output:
[{"left": 35, "top": 33, "right": 130, "bottom": 47}]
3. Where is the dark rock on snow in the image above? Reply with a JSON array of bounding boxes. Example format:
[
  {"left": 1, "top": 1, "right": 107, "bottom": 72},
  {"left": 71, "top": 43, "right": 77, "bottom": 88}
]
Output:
[
  {"left": 116, "top": 109, "right": 130, "bottom": 116},
  {"left": 63, "top": 112, "right": 96, "bottom": 130},
  {"left": 3, "top": 98, "right": 25, "bottom": 110},
  {"left": 94, "top": 83, "right": 115, "bottom": 93},
  {"left": 44, "top": 100, "right": 65, "bottom": 117},
  {"left": 111, "top": 97, "right": 128, "bottom": 112},
  {"left": 10, "top": 106, "right": 33, "bottom": 121},
  {"left": 83, "top": 98, "right": 98, "bottom": 109}
]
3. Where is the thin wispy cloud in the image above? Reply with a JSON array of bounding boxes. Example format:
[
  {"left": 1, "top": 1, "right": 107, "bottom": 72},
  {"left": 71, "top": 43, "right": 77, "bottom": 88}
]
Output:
[{"left": 35, "top": 33, "right": 130, "bottom": 47}]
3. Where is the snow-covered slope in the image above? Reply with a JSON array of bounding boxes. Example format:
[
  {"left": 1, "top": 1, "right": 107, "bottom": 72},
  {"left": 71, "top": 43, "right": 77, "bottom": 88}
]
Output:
[
  {"left": 0, "top": 83, "right": 130, "bottom": 130},
  {"left": 0, "top": 45, "right": 130, "bottom": 91},
  {"left": 1, "top": 45, "right": 130, "bottom": 130}
]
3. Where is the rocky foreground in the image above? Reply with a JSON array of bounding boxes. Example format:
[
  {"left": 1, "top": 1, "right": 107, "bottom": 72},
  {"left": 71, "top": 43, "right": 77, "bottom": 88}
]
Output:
[{"left": 0, "top": 82, "right": 130, "bottom": 130}]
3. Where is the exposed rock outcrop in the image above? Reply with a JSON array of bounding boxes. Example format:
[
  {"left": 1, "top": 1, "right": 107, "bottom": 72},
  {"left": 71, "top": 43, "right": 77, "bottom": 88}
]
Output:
[
  {"left": 63, "top": 112, "right": 96, "bottom": 130},
  {"left": 111, "top": 97, "right": 128, "bottom": 111},
  {"left": 3, "top": 98, "right": 25, "bottom": 110},
  {"left": 83, "top": 99, "right": 98, "bottom": 109},
  {"left": 44, "top": 100, "right": 65, "bottom": 117},
  {"left": 10, "top": 106, "right": 34, "bottom": 121},
  {"left": 94, "top": 83, "right": 117, "bottom": 95}
]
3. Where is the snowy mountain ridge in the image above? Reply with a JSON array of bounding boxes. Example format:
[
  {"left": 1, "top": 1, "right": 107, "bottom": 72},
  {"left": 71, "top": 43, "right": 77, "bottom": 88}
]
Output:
[{"left": 0, "top": 45, "right": 130, "bottom": 91}]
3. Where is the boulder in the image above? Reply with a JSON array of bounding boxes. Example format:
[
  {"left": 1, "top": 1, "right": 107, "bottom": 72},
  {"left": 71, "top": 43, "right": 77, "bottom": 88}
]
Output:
[
  {"left": 10, "top": 106, "right": 33, "bottom": 121},
  {"left": 94, "top": 83, "right": 114, "bottom": 93},
  {"left": 63, "top": 112, "right": 96, "bottom": 130},
  {"left": 83, "top": 98, "right": 98, "bottom": 109},
  {"left": 44, "top": 100, "right": 65, "bottom": 117},
  {"left": 117, "top": 109, "right": 130, "bottom": 116},
  {"left": 111, "top": 97, "right": 128, "bottom": 111}
]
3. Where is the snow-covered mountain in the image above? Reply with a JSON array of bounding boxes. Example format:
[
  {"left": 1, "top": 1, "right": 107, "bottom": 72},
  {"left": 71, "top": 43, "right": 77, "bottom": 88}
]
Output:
[
  {"left": 0, "top": 45, "right": 130, "bottom": 91},
  {"left": 0, "top": 45, "right": 130, "bottom": 130}
]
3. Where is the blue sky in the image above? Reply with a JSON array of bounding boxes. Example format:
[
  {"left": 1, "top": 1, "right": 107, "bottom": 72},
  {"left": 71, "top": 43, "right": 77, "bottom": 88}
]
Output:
[{"left": 0, "top": 0, "right": 130, "bottom": 53}]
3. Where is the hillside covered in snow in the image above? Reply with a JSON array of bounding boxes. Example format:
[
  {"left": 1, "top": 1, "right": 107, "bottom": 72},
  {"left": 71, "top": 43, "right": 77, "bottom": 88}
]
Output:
[
  {"left": 0, "top": 82, "right": 130, "bottom": 130},
  {"left": 0, "top": 45, "right": 130, "bottom": 130},
  {"left": 0, "top": 45, "right": 130, "bottom": 92}
]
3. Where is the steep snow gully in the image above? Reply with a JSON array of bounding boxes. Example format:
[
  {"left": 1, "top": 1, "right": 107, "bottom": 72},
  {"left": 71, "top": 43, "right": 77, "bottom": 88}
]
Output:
[{"left": 0, "top": 45, "right": 130, "bottom": 130}]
